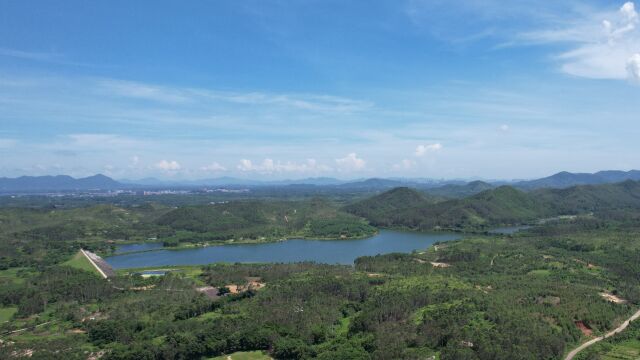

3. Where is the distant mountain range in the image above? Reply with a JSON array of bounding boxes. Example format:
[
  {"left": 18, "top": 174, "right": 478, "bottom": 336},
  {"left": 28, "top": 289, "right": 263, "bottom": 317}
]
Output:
[
  {"left": 1, "top": 169, "right": 639, "bottom": 193},
  {"left": 119, "top": 176, "right": 349, "bottom": 187},
  {"left": 514, "top": 170, "right": 640, "bottom": 189},
  {"left": 0, "top": 174, "right": 121, "bottom": 192}
]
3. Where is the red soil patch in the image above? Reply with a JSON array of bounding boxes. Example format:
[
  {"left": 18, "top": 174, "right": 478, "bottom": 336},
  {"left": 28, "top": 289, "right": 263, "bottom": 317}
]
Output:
[{"left": 575, "top": 321, "right": 593, "bottom": 337}]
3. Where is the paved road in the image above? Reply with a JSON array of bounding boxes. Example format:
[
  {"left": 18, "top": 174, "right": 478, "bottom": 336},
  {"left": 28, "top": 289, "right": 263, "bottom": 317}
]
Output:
[{"left": 565, "top": 308, "right": 640, "bottom": 360}]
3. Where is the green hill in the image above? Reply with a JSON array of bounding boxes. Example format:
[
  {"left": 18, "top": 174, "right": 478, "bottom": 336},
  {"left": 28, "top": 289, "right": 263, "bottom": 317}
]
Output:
[
  {"left": 423, "top": 180, "right": 495, "bottom": 198},
  {"left": 157, "top": 199, "right": 376, "bottom": 242},
  {"left": 343, "top": 187, "right": 433, "bottom": 227},
  {"left": 345, "top": 181, "right": 640, "bottom": 231}
]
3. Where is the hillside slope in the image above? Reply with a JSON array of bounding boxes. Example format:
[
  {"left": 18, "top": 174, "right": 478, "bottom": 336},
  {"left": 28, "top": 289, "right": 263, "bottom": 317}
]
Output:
[
  {"left": 343, "top": 187, "right": 434, "bottom": 227},
  {"left": 346, "top": 181, "right": 640, "bottom": 231},
  {"left": 157, "top": 199, "right": 376, "bottom": 241}
]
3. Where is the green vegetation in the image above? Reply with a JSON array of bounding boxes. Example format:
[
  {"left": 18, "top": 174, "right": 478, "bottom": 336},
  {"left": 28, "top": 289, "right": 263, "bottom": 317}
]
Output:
[
  {"left": 157, "top": 198, "right": 376, "bottom": 245},
  {"left": 0, "top": 306, "right": 17, "bottom": 322},
  {"left": 1, "top": 181, "right": 640, "bottom": 359},
  {"left": 208, "top": 350, "right": 272, "bottom": 359},
  {"left": 63, "top": 251, "right": 99, "bottom": 274},
  {"left": 346, "top": 180, "right": 640, "bottom": 231},
  {"left": 0, "top": 199, "right": 375, "bottom": 268},
  {"left": 574, "top": 321, "right": 640, "bottom": 359}
]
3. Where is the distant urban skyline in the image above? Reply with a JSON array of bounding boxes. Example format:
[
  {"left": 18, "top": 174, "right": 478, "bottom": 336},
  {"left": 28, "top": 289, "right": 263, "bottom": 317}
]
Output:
[{"left": 1, "top": 1, "right": 639, "bottom": 180}]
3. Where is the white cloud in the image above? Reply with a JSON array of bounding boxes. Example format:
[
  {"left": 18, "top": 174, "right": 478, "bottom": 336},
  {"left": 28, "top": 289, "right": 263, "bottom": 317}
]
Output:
[
  {"left": 155, "top": 160, "right": 181, "bottom": 171},
  {"left": 237, "top": 159, "right": 254, "bottom": 172},
  {"left": 523, "top": 2, "right": 640, "bottom": 81},
  {"left": 100, "top": 80, "right": 191, "bottom": 104},
  {"left": 66, "top": 134, "right": 141, "bottom": 149},
  {"left": 500, "top": 124, "right": 509, "bottom": 131},
  {"left": 415, "top": 143, "right": 442, "bottom": 157},
  {"left": 237, "top": 158, "right": 329, "bottom": 173},
  {"left": 99, "top": 79, "right": 371, "bottom": 113},
  {"left": 200, "top": 162, "right": 227, "bottom": 172},
  {"left": 335, "top": 153, "right": 366, "bottom": 171},
  {"left": 627, "top": 53, "right": 640, "bottom": 82}
]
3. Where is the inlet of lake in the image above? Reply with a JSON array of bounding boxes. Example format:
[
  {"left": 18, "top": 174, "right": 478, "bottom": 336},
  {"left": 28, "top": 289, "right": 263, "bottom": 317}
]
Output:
[{"left": 104, "top": 230, "right": 462, "bottom": 269}]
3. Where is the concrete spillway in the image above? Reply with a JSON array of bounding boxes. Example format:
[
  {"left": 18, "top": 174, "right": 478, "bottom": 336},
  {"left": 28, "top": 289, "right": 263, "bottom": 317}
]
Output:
[{"left": 81, "top": 249, "right": 116, "bottom": 278}]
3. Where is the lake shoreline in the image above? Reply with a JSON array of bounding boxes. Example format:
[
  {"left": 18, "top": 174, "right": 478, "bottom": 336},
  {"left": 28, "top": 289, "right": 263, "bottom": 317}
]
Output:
[
  {"left": 105, "top": 224, "right": 532, "bottom": 258},
  {"left": 104, "top": 229, "right": 465, "bottom": 269}
]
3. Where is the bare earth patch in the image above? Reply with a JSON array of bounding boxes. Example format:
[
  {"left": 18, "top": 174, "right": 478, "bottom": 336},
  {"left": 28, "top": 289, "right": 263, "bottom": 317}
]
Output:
[
  {"left": 600, "top": 292, "right": 627, "bottom": 304},
  {"left": 430, "top": 262, "right": 451, "bottom": 268},
  {"left": 197, "top": 286, "right": 221, "bottom": 299},
  {"left": 575, "top": 321, "right": 593, "bottom": 337}
]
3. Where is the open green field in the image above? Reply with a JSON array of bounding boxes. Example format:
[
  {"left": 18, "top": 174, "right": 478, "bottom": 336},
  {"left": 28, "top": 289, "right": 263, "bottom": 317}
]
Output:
[
  {"left": 116, "top": 265, "right": 206, "bottom": 285},
  {"left": 0, "top": 306, "right": 17, "bottom": 322},
  {"left": 599, "top": 339, "right": 640, "bottom": 359},
  {"left": 62, "top": 251, "right": 99, "bottom": 274},
  {"left": 0, "top": 267, "right": 36, "bottom": 285}
]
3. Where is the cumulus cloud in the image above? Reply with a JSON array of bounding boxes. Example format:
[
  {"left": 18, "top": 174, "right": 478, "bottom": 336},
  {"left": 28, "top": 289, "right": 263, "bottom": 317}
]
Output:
[
  {"left": 415, "top": 143, "right": 442, "bottom": 157},
  {"left": 524, "top": 2, "right": 640, "bottom": 81},
  {"left": 335, "top": 153, "right": 366, "bottom": 171},
  {"left": 155, "top": 159, "right": 181, "bottom": 171},
  {"left": 627, "top": 53, "right": 640, "bottom": 82},
  {"left": 237, "top": 158, "right": 330, "bottom": 173},
  {"left": 200, "top": 162, "right": 227, "bottom": 172}
]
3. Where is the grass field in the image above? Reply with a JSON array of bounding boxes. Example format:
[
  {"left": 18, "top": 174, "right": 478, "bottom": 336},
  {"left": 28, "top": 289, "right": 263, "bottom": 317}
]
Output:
[
  {"left": 597, "top": 339, "right": 640, "bottom": 359},
  {"left": 62, "top": 251, "right": 99, "bottom": 274},
  {"left": 0, "top": 267, "right": 34, "bottom": 285},
  {"left": 117, "top": 265, "right": 205, "bottom": 285},
  {"left": 0, "top": 306, "right": 17, "bottom": 322},
  {"left": 208, "top": 351, "right": 272, "bottom": 360}
]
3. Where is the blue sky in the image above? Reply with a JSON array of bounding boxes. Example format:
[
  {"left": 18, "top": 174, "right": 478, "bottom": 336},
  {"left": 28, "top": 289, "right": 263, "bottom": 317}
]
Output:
[{"left": 0, "top": 0, "right": 639, "bottom": 180}]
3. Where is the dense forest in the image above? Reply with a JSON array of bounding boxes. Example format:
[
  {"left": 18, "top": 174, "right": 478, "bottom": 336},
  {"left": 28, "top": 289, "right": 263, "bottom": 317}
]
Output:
[
  {"left": 345, "top": 180, "right": 640, "bottom": 231},
  {"left": 1, "top": 181, "right": 640, "bottom": 359}
]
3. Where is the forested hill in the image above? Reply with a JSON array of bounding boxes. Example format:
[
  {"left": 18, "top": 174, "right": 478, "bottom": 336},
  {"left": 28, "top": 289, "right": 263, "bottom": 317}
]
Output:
[
  {"left": 422, "top": 180, "right": 494, "bottom": 199},
  {"left": 342, "top": 187, "right": 434, "bottom": 227},
  {"left": 156, "top": 199, "right": 376, "bottom": 242},
  {"left": 346, "top": 180, "right": 640, "bottom": 231}
]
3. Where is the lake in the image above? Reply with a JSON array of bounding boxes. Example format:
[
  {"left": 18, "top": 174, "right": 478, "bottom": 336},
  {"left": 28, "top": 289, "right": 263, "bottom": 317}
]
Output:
[
  {"left": 113, "top": 242, "right": 165, "bottom": 254},
  {"left": 105, "top": 230, "right": 461, "bottom": 269}
]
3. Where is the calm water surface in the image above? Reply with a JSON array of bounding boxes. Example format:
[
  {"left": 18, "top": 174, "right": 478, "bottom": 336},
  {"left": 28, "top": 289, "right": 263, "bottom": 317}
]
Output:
[
  {"left": 488, "top": 226, "right": 530, "bottom": 235},
  {"left": 113, "top": 242, "right": 164, "bottom": 254},
  {"left": 105, "top": 230, "right": 461, "bottom": 268}
]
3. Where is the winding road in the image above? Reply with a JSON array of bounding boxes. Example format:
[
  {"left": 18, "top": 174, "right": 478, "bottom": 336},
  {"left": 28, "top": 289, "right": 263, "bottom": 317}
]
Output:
[{"left": 564, "top": 308, "right": 640, "bottom": 360}]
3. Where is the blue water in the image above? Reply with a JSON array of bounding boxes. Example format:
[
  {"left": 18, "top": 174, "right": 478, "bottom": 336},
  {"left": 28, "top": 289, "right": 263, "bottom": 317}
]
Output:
[
  {"left": 488, "top": 226, "right": 530, "bottom": 235},
  {"left": 105, "top": 230, "right": 461, "bottom": 269},
  {"left": 114, "top": 242, "right": 165, "bottom": 254},
  {"left": 135, "top": 270, "right": 172, "bottom": 275}
]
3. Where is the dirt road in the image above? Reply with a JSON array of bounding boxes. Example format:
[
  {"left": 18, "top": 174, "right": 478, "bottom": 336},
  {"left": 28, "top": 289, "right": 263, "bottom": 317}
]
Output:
[{"left": 565, "top": 309, "right": 640, "bottom": 360}]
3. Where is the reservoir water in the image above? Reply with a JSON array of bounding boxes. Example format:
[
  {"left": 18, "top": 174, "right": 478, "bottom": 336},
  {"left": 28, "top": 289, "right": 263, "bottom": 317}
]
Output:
[
  {"left": 105, "top": 230, "right": 461, "bottom": 269},
  {"left": 113, "top": 242, "right": 164, "bottom": 254}
]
